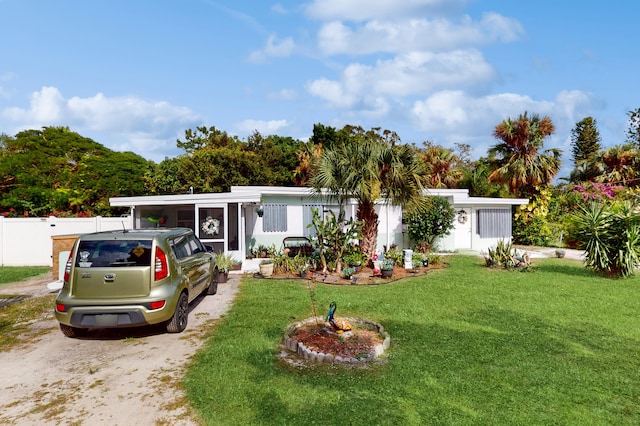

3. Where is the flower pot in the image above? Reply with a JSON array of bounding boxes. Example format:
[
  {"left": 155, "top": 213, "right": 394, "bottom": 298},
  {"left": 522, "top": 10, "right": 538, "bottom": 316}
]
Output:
[
  {"left": 381, "top": 269, "right": 393, "bottom": 278},
  {"left": 216, "top": 270, "right": 228, "bottom": 283},
  {"left": 259, "top": 262, "right": 274, "bottom": 278}
]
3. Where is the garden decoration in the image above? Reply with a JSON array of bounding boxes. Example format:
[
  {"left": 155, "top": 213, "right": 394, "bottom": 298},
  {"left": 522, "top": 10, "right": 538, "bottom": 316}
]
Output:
[
  {"left": 325, "top": 301, "right": 351, "bottom": 333},
  {"left": 201, "top": 216, "right": 220, "bottom": 236}
]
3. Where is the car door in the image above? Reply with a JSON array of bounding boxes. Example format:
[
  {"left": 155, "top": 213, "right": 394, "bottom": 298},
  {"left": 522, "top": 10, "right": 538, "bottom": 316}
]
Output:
[{"left": 185, "top": 233, "right": 214, "bottom": 293}]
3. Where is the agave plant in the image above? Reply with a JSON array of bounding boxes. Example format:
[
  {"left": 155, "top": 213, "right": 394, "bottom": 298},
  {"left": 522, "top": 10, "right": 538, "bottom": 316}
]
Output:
[{"left": 571, "top": 200, "right": 640, "bottom": 277}]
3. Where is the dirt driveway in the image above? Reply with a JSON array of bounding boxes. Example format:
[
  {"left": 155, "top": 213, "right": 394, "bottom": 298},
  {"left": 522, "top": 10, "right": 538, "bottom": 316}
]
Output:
[{"left": 0, "top": 273, "right": 241, "bottom": 426}]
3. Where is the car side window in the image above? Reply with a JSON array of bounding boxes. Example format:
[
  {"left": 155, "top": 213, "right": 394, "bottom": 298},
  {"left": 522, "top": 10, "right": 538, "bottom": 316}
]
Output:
[{"left": 170, "top": 235, "right": 191, "bottom": 259}]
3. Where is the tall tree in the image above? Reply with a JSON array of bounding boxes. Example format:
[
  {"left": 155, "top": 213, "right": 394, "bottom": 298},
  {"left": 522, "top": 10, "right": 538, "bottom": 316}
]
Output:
[
  {"left": 309, "top": 126, "right": 426, "bottom": 260},
  {"left": 626, "top": 108, "right": 640, "bottom": 148},
  {"left": 592, "top": 144, "right": 640, "bottom": 187},
  {"left": 488, "top": 112, "right": 562, "bottom": 197},
  {"left": 419, "top": 142, "right": 463, "bottom": 188},
  {"left": 569, "top": 117, "right": 602, "bottom": 183},
  {"left": 0, "top": 127, "right": 151, "bottom": 216}
]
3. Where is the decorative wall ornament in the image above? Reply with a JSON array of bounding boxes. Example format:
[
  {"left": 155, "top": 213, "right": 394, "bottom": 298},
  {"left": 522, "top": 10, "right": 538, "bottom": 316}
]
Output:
[
  {"left": 201, "top": 216, "right": 220, "bottom": 236},
  {"left": 457, "top": 209, "right": 468, "bottom": 224}
]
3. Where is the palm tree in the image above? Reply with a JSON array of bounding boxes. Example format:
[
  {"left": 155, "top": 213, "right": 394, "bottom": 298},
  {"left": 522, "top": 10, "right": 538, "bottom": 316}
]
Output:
[
  {"left": 419, "top": 143, "right": 463, "bottom": 188},
  {"left": 488, "top": 112, "right": 561, "bottom": 197},
  {"left": 592, "top": 144, "right": 640, "bottom": 187},
  {"left": 309, "top": 127, "right": 426, "bottom": 260}
]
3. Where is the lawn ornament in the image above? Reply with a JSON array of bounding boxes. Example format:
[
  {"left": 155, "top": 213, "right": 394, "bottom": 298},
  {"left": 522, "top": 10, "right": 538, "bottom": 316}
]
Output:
[{"left": 325, "top": 301, "right": 352, "bottom": 333}]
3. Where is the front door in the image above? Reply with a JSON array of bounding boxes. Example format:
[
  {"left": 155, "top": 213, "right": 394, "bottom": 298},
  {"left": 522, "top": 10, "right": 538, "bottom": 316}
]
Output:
[{"left": 197, "top": 205, "right": 226, "bottom": 253}]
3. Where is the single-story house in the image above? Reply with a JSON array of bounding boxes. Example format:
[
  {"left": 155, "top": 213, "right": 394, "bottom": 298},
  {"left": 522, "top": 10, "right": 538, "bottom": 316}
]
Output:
[{"left": 109, "top": 186, "right": 528, "bottom": 262}]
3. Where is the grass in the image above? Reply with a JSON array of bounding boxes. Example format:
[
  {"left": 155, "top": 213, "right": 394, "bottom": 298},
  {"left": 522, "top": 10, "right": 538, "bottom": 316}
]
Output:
[
  {"left": 184, "top": 255, "right": 640, "bottom": 425},
  {"left": 0, "top": 294, "right": 56, "bottom": 351},
  {"left": 0, "top": 266, "right": 50, "bottom": 286},
  {"left": 0, "top": 266, "right": 54, "bottom": 351}
]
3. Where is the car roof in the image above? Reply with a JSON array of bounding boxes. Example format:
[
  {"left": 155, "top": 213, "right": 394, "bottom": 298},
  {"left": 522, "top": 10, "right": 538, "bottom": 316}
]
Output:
[{"left": 78, "top": 228, "right": 193, "bottom": 241}]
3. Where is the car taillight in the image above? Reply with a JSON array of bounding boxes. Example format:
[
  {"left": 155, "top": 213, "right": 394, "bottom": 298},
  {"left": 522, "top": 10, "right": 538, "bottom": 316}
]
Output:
[
  {"left": 154, "top": 247, "right": 169, "bottom": 281},
  {"left": 150, "top": 300, "right": 166, "bottom": 310},
  {"left": 56, "top": 303, "right": 67, "bottom": 312},
  {"left": 63, "top": 251, "right": 73, "bottom": 284}
]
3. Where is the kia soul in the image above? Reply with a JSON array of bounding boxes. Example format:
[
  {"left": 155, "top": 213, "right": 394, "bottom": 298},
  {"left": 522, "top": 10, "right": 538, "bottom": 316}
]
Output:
[{"left": 55, "top": 228, "right": 217, "bottom": 337}]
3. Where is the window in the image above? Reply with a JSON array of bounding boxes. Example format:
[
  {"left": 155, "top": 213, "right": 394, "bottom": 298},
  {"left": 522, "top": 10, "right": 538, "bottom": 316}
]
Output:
[
  {"left": 262, "top": 204, "right": 287, "bottom": 232},
  {"left": 303, "top": 204, "right": 323, "bottom": 238},
  {"left": 477, "top": 208, "right": 512, "bottom": 238},
  {"left": 76, "top": 240, "right": 152, "bottom": 267},
  {"left": 177, "top": 210, "right": 195, "bottom": 230}
]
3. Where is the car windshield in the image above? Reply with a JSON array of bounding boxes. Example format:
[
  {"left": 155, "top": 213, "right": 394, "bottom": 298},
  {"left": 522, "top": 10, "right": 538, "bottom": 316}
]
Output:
[{"left": 76, "top": 240, "right": 153, "bottom": 267}]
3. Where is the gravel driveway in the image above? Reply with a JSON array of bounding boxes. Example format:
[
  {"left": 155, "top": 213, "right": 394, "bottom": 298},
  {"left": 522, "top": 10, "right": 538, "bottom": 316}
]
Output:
[{"left": 0, "top": 273, "right": 240, "bottom": 425}]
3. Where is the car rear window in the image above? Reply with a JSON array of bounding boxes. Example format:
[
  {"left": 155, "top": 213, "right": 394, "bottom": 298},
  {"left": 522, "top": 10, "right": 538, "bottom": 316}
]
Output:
[{"left": 76, "top": 240, "right": 153, "bottom": 267}]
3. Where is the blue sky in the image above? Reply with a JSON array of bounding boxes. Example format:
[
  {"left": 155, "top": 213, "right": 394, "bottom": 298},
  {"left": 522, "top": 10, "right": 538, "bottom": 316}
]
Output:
[{"left": 1, "top": 0, "right": 637, "bottom": 179}]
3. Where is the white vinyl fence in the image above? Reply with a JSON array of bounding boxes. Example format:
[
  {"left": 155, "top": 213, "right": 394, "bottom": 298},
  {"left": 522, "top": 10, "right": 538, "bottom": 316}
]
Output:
[{"left": 0, "top": 216, "right": 133, "bottom": 267}]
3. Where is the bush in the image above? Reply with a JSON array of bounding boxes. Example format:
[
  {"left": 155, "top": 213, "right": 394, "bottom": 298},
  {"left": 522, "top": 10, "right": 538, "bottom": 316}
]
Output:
[{"left": 571, "top": 200, "right": 640, "bottom": 278}]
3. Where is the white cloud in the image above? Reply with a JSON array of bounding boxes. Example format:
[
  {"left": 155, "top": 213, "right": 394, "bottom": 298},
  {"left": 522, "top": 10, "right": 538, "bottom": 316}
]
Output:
[
  {"left": 1, "top": 86, "right": 200, "bottom": 160},
  {"left": 317, "top": 13, "right": 524, "bottom": 55},
  {"left": 248, "top": 34, "right": 296, "bottom": 63},
  {"left": 304, "top": 0, "right": 469, "bottom": 22},
  {"left": 307, "top": 49, "right": 496, "bottom": 108},
  {"left": 409, "top": 89, "right": 596, "bottom": 160},
  {"left": 267, "top": 89, "right": 298, "bottom": 101},
  {"left": 234, "top": 119, "right": 289, "bottom": 135}
]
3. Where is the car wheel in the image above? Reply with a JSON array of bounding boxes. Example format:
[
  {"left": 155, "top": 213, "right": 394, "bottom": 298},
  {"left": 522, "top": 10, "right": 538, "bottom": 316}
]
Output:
[
  {"left": 207, "top": 274, "right": 218, "bottom": 295},
  {"left": 59, "top": 323, "right": 87, "bottom": 338},
  {"left": 166, "top": 292, "right": 189, "bottom": 333}
]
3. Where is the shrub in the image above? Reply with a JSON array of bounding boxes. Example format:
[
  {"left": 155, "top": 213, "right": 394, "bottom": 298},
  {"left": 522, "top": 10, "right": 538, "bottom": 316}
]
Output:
[{"left": 571, "top": 200, "right": 640, "bottom": 278}]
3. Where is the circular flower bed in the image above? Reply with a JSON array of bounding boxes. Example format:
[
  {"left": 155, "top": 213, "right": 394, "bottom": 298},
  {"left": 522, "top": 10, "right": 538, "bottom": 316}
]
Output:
[{"left": 282, "top": 317, "right": 390, "bottom": 365}]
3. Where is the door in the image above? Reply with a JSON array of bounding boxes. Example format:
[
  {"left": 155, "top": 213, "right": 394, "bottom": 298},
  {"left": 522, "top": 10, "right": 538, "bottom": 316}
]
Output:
[{"left": 197, "top": 206, "right": 225, "bottom": 253}]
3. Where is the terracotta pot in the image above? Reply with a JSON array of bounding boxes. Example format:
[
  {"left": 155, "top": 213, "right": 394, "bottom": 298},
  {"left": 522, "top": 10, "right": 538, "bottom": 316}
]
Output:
[{"left": 259, "top": 262, "right": 274, "bottom": 277}]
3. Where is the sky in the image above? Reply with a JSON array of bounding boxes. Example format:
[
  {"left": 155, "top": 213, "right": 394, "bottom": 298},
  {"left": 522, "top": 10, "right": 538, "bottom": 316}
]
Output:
[{"left": 1, "top": 0, "right": 637, "bottom": 179}]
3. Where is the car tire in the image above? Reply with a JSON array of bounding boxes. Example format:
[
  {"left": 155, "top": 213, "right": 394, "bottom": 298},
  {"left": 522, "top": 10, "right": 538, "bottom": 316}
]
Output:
[
  {"left": 207, "top": 274, "right": 218, "bottom": 295},
  {"left": 166, "top": 292, "right": 189, "bottom": 333},
  {"left": 59, "top": 323, "right": 87, "bottom": 338}
]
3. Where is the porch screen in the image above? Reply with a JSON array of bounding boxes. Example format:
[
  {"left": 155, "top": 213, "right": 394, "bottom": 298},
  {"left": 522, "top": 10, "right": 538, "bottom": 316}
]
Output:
[
  {"left": 303, "top": 204, "right": 323, "bottom": 238},
  {"left": 263, "top": 204, "right": 287, "bottom": 232},
  {"left": 477, "top": 208, "right": 512, "bottom": 238}
]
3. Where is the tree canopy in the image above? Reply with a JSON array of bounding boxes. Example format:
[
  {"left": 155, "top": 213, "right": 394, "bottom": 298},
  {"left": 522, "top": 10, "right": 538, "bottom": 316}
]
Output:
[{"left": 0, "top": 126, "right": 151, "bottom": 216}]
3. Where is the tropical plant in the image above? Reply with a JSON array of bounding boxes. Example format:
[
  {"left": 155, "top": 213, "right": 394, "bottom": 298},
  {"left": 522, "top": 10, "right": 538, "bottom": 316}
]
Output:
[
  {"left": 309, "top": 126, "right": 427, "bottom": 261},
  {"left": 213, "top": 253, "right": 234, "bottom": 273},
  {"left": 570, "top": 200, "right": 640, "bottom": 278},
  {"left": 307, "top": 208, "right": 362, "bottom": 274},
  {"left": 488, "top": 112, "right": 561, "bottom": 198},
  {"left": 592, "top": 144, "right": 640, "bottom": 188},
  {"left": 381, "top": 259, "right": 395, "bottom": 271},
  {"left": 405, "top": 196, "right": 455, "bottom": 252},
  {"left": 342, "top": 267, "right": 355, "bottom": 278},
  {"left": 419, "top": 142, "right": 463, "bottom": 188}
]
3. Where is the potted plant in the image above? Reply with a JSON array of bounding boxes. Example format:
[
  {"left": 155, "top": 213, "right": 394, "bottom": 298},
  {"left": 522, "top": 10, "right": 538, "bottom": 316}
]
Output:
[
  {"left": 259, "top": 258, "right": 274, "bottom": 278},
  {"left": 231, "top": 259, "right": 242, "bottom": 271},
  {"left": 342, "top": 267, "right": 355, "bottom": 279},
  {"left": 213, "top": 253, "right": 233, "bottom": 283},
  {"left": 381, "top": 259, "right": 394, "bottom": 278},
  {"left": 412, "top": 252, "right": 425, "bottom": 272},
  {"left": 344, "top": 251, "right": 365, "bottom": 272}
]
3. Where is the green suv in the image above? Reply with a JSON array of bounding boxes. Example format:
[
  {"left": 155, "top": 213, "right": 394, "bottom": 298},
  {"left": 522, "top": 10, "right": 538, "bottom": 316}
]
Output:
[{"left": 55, "top": 228, "right": 217, "bottom": 337}]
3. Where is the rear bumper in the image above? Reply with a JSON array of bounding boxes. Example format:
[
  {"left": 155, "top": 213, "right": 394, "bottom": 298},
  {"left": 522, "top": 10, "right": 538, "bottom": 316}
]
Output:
[{"left": 69, "top": 309, "right": 149, "bottom": 328}]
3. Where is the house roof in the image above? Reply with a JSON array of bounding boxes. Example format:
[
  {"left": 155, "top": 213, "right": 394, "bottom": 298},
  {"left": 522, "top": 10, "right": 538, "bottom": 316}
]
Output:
[
  {"left": 425, "top": 188, "right": 529, "bottom": 207},
  {"left": 109, "top": 186, "right": 529, "bottom": 208}
]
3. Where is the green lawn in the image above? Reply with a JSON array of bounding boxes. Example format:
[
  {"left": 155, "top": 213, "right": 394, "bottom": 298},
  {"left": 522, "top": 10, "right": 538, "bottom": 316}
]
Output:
[
  {"left": 185, "top": 255, "right": 640, "bottom": 425},
  {"left": 0, "top": 266, "right": 49, "bottom": 286}
]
